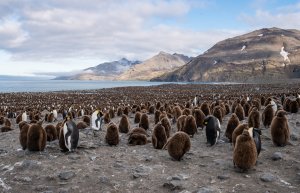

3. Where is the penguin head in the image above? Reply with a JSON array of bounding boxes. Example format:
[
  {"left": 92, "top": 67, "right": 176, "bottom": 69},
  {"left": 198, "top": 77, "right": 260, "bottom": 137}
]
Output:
[
  {"left": 242, "top": 129, "right": 250, "bottom": 137},
  {"left": 203, "top": 116, "right": 212, "bottom": 126},
  {"left": 276, "top": 110, "right": 287, "bottom": 117}
]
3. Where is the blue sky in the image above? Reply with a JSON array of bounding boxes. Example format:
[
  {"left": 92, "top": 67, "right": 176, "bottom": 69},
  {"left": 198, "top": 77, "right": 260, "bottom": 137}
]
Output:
[{"left": 0, "top": 0, "right": 300, "bottom": 76}]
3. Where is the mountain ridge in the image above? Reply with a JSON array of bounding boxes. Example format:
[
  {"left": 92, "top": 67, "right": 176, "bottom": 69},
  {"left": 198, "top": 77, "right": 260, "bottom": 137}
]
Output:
[{"left": 152, "top": 27, "right": 300, "bottom": 83}]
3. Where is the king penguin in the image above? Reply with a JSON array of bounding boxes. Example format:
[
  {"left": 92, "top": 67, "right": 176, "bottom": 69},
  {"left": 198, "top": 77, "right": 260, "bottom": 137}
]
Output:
[
  {"left": 91, "top": 110, "right": 103, "bottom": 130},
  {"left": 63, "top": 120, "right": 79, "bottom": 152}
]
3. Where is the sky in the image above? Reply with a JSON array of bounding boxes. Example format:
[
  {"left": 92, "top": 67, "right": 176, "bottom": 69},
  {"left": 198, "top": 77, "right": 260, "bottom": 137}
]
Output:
[{"left": 0, "top": 0, "right": 300, "bottom": 76}]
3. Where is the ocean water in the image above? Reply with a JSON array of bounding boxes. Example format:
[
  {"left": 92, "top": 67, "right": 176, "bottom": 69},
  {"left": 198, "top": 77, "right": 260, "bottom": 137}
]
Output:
[{"left": 0, "top": 78, "right": 182, "bottom": 93}]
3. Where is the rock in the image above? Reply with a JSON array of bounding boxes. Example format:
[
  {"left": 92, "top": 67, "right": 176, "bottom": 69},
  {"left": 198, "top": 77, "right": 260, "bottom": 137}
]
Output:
[
  {"left": 19, "top": 160, "right": 41, "bottom": 170},
  {"left": 89, "top": 156, "right": 97, "bottom": 161},
  {"left": 58, "top": 188, "right": 70, "bottom": 193},
  {"left": 132, "top": 165, "right": 152, "bottom": 179},
  {"left": 271, "top": 152, "right": 283, "bottom": 161},
  {"left": 58, "top": 171, "right": 76, "bottom": 180},
  {"left": 13, "top": 176, "right": 32, "bottom": 183},
  {"left": 260, "top": 173, "right": 276, "bottom": 182},
  {"left": 290, "top": 133, "right": 298, "bottom": 141},
  {"left": 217, "top": 174, "right": 230, "bottom": 180},
  {"left": 0, "top": 149, "right": 8, "bottom": 155},
  {"left": 144, "top": 155, "right": 152, "bottom": 162},
  {"left": 179, "top": 190, "right": 191, "bottom": 193},
  {"left": 68, "top": 155, "right": 81, "bottom": 160},
  {"left": 196, "top": 186, "right": 221, "bottom": 193},
  {"left": 34, "top": 185, "right": 51, "bottom": 191},
  {"left": 99, "top": 176, "right": 111, "bottom": 185},
  {"left": 163, "top": 180, "right": 184, "bottom": 190}
]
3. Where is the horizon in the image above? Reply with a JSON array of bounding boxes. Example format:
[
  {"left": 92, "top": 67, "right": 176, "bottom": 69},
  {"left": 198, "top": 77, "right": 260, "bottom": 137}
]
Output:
[{"left": 0, "top": 0, "right": 300, "bottom": 76}]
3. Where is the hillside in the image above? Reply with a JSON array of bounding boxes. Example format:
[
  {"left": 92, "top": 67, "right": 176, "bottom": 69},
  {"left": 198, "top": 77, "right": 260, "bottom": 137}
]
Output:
[
  {"left": 152, "top": 27, "right": 300, "bottom": 82},
  {"left": 55, "top": 58, "right": 141, "bottom": 80},
  {"left": 117, "top": 52, "right": 192, "bottom": 81}
]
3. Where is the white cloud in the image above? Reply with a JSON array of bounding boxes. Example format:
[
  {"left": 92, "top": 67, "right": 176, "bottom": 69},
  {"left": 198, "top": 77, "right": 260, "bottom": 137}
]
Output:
[
  {"left": 240, "top": 2, "right": 300, "bottom": 29},
  {"left": 0, "top": 0, "right": 240, "bottom": 74}
]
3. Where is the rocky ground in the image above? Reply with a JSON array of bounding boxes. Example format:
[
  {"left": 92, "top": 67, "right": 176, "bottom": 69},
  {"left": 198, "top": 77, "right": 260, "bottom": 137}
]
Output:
[{"left": 0, "top": 85, "right": 300, "bottom": 193}]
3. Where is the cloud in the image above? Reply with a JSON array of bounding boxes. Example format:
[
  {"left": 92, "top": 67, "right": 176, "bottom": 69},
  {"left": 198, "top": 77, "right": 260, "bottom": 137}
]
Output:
[
  {"left": 0, "top": 0, "right": 239, "bottom": 66},
  {"left": 239, "top": 2, "right": 300, "bottom": 29}
]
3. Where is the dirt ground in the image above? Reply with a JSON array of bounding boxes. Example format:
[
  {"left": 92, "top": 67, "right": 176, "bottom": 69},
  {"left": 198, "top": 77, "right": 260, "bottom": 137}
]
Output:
[{"left": 0, "top": 84, "right": 300, "bottom": 193}]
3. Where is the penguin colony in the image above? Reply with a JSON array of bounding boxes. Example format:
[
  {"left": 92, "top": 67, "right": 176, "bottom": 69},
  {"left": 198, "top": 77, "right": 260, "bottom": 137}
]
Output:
[{"left": 0, "top": 83, "right": 299, "bottom": 174}]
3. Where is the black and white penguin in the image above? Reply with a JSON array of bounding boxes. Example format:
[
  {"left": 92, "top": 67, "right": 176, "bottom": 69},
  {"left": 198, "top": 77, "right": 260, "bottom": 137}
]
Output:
[
  {"left": 203, "top": 115, "right": 221, "bottom": 146},
  {"left": 248, "top": 127, "right": 262, "bottom": 156},
  {"left": 63, "top": 120, "right": 79, "bottom": 152},
  {"left": 52, "top": 109, "right": 58, "bottom": 120},
  {"left": 22, "top": 111, "right": 27, "bottom": 122},
  {"left": 91, "top": 110, "right": 103, "bottom": 130}
]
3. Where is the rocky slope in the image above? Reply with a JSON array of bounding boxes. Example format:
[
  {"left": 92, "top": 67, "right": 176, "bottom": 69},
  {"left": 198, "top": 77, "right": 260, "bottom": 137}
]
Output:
[
  {"left": 152, "top": 27, "right": 300, "bottom": 82},
  {"left": 117, "top": 52, "right": 192, "bottom": 81},
  {"left": 55, "top": 58, "right": 141, "bottom": 80}
]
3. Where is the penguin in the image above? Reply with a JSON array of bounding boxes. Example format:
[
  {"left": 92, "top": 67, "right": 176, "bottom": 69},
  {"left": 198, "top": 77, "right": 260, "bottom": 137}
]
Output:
[
  {"left": 152, "top": 123, "right": 167, "bottom": 149},
  {"left": 128, "top": 128, "right": 148, "bottom": 145},
  {"left": 212, "top": 106, "right": 223, "bottom": 123},
  {"left": 262, "top": 104, "right": 274, "bottom": 129},
  {"left": 163, "top": 131, "right": 191, "bottom": 161},
  {"left": 289, "top": 100, "right": 299, "bottom": 113},
  {"left": 182, "top": 115, "right": 197, "bottom": 137},
  {"left": 27, "top": 123, "right": 47, "bottom": 151},
  {"left": 44, "top": 124, "right": 58, "bottom": 141},
  {"left": 118, "top": 114, "right": 130, "bottom": 133},
  {"left": 4, "top": 118, "right": 11, "bottom": 128},
  {"left": 203, "top": 115, "right": 221, "bottom": 146},
  {"left": 243, "top": 102, "right": 251, "bottom": 117},
  {"left": 59, "top": 124, "right": 68, "bottom": 152},
  {"left": 22, "top": 111, "right": 27, "bottom": 122},
  {"left": 82, "top": 115, "right": 90, "bottom": 126},
  {"left": 160, "top": 117, "right": 171, "bottom": 138},
  {"left": 234, "top": 104, "right": 245, "bottom": 121},
  {"left": 250, "top": 127, "right": 262, "bottom": 156},
  {"left": 154, "top": 110, "right": 161, "bottom": 124},
  {"left": 139, "top": 113, "right": 149, "bottom": 130},
  {"left": 91, "top": 110, "right": 103, "bottom": 130},
  {"left": 200, "top": 102, "right": 211, "bottom": 116},
  {"left": 156, "top": 101, "right": 162, "bottom": 110},
  {"left": 224, "top": 103, "right": 230, "bottom": 115},
  {"left": 233, "top": 129, "right": 257, "bottom": 171},
  {"left": 123, "top": 106, "right": 130, "bottom": 116},
  {"left": 52, "top": 109, "right": 58, "bottom": 120},
  {"left": 182, "top": 108, "right": 192, "bottom": 116},
  {"left": 176, "top": 115, "right": 187, "bottom": 132},
  {"left": 261, "top": 96, "right": 266, "bottom": 106},
  {"left": 225, "top": 113, "right": 240, "bottom": 142},
  {"left": 117, "top": 106, "right": 123, "bottom": 116},
  {"left": 103, "top": 112, "right": 111, "bottom": 124},
  {"left": 192, "top": 95, "right": 199, "bottom": 107},
  {"left": 248, "top": 107, "right": 260, "bottom": 128},
  {"left": 270, "top": 100, "right": 277, "bottom": 114},
  {"left": 47, "top": 113, "right": 54, "bottom": 123},
  {"left": 109, "top": 108, "right": 115, "bottom": 119},
  {"left": 193, "top": 109, "right": 205, "bottom": 129},
  {"left": 19, "top": 122, "right": 30, "bottom": 150},
  {"left": 172, "top": 106, "right": 182, "bottom": 123},
  {"left": 270, "top": 110, "right": 290, "bottom": 147},
  {"left": 159, "top": 111, "right": 168, "bottom": 121},
  {"left": 0, "top": 116, "right": 4, "bottom": 125},
  {"left": 252, "top": 99, "right": 261, "bottom": 111},
  {"left": 134, "top": 112, "right": 141, "bottom": 124},
  {"left": 232, "top": 123, "right": 249, "bottom": 147},
  {"left": 105, "top": 122, "right": 119, "bottom": 146},
  {"left": 63, "top": 120, "right": 79, "bottom": 152},
  {"left": 76, "top": 121, "right": 89, "bottom": 130},
  {"left": 283, "top": 98, "right": 291, "bottom": 112},
  {"left": 148, "top": 105, "right": 155, "bottom": 114},
  {"left": 56, "top": 122, "right": 63, "bottom": 136}
]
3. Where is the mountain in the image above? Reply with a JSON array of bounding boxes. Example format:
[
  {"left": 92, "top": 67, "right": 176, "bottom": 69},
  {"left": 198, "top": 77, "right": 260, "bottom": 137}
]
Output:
[
  {"left": 152, "top": 27, "right": 300, "bottom": 83},
  {"left": 116, "top": 51, "right": 192, "bottom": 81},
  {"left": 55, "top": 58, "right": 141, "bottom": 80}
]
